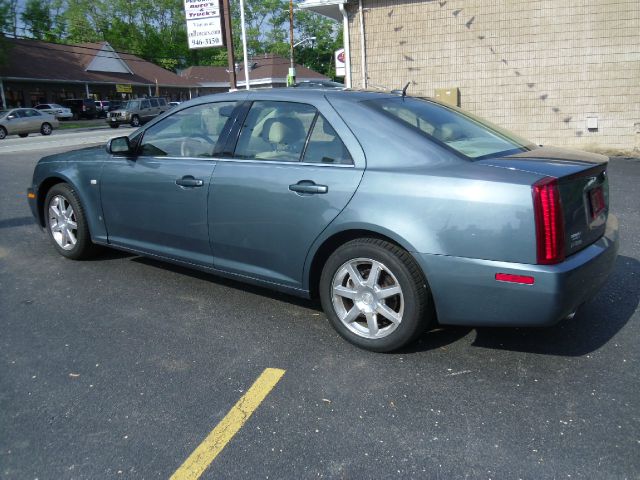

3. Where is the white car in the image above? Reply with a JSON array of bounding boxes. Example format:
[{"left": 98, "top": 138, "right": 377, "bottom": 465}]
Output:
[{"left": 35, "top": 104, "right": 73, "bottom": 120}]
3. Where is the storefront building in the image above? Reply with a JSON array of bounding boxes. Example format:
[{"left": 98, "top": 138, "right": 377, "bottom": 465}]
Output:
[{"left": 0, "top": 38, "right": 196, "bottom": 108}]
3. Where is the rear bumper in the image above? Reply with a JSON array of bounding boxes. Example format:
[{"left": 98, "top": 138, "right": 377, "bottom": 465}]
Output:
[
  {"left": 418, "top": 214, "right": 619, "bottom": 327},
  {"left": 107, "top": 117, "right": 130, "bottom": 125}
]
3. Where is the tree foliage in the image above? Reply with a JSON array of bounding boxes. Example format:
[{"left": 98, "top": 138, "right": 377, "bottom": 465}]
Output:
[{"left": 5, "top": 0, "right": 342, "bottom": 78}]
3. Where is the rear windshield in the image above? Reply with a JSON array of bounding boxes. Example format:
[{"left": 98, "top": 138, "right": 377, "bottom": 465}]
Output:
[{"left": 366, "top": 97, "right": 535, "bottom": 160}]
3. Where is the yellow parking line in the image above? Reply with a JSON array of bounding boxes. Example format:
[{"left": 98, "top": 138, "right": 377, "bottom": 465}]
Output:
[{"left": 170, "top": 368, "right": 286, "bottom": 480}]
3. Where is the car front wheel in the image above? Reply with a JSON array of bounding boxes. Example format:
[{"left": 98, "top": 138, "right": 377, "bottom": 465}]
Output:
[
  {"left": 0, "top": 127, "right": 6, "bottom": 140},
  {"left": 44, "top": 184, "right": 98, "bottom": 260},
  {"left": 41, "top": 123, "right": 52, "bottom": 135},
  {"left": 320, "top": 238, "right": 432, "bottom": 352}
]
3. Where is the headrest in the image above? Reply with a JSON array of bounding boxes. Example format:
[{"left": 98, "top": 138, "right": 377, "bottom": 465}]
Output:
[
  {"left": 268, "top": 120, "right": 293, "bottom": 144},
  {"left": 440, "top": 123, "right": 462, "bottom": 142}
]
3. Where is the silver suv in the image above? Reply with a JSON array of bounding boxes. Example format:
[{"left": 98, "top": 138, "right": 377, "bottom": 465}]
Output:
[{"left": 107, "top": 97, "right": 168, "bottom": 128}]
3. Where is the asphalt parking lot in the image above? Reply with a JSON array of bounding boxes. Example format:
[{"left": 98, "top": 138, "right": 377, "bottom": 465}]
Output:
[{"left": 1, "top": 142, "right": 638, "bottom": 479}]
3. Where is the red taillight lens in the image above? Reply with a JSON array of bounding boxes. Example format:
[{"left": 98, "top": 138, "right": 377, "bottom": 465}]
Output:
[{"left": 533, "top": 177, "right": 565, "bottom": 264}]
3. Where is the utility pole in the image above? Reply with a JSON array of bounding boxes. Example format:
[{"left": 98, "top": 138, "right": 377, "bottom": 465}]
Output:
[
  {"left": 288, "top": 0, "right": 295, "bottom": 87},
  {"left": 222, "top": 0, "right": 237, "bottom": 90}
]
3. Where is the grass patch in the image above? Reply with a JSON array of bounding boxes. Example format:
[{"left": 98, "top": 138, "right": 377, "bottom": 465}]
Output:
[{"left": 58, "top": 119, "right": 108, "bottom": 130}]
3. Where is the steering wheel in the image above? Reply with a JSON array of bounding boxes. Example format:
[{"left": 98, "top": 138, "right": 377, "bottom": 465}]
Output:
[{"left": 180, "top": 134, "right": 215, "bottom": 157}]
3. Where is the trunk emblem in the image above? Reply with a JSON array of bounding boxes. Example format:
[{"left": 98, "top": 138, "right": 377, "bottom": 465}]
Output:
[{"left": 570, "top": 232, "right": 583, "bottom": 248}]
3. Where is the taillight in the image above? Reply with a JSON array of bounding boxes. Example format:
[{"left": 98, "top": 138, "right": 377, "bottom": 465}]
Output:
[
  {"left": 82, "top": 105, "right": 86, "bottom": 111},
  {"left": 533, "top": 177, "right": 565, "bottom": 264}
]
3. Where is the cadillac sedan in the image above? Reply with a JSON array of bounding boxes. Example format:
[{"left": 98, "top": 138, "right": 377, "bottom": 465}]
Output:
[{"left": 27, "top": 89, "right": 619, "bottom": 351}]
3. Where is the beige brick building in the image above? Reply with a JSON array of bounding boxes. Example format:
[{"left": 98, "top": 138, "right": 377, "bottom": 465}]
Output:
[{"left": 301, "top": 0, "right": 640, "bottom": 153}]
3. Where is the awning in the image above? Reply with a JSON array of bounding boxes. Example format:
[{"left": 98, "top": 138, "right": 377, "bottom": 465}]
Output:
[{"left": 297, "top": 0, "right": 346, "bottom": 22}]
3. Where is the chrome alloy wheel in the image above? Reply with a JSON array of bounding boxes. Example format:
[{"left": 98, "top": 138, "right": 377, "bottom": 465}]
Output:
[
  {"left": 48, "top": 195, "right": 78, "bottom": 250},
  {"left": 331, "top": 258, "right": 404, "bottom": 339}
]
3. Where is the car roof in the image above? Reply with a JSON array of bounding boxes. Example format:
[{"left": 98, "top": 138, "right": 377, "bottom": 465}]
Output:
[{"left": 185, "top": 88, "right": 400, "bottom": 107}]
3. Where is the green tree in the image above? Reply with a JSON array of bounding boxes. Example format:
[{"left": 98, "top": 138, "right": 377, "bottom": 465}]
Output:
[{"left": 21, "top": 0, "right": 52, "bottom": 40}]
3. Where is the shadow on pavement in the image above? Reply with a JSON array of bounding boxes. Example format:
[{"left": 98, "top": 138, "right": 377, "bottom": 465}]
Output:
[
  {"left": 122, "top": 253, "right": 637, "bottom": 357},
  {"left": 130, "top": 255, "right": 321, "bottom": 311},
  {"left": 0, "top": 216, "right": 37, "bottom": 229}
]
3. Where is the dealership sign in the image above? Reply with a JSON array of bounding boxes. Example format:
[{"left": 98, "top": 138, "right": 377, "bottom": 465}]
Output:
[
  {"left": 335, "top": 48, "right": 345, "bottom": 77},
  {"left": 184, "top": 0, "right": 224, "bottom": 49}
]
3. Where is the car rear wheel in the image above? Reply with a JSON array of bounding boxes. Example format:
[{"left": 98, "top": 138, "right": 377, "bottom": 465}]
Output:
[
  {"left": 319, "top": 238, "right": 432, "bottom": 352},
  {"left": 40, "top": 123, "right": 52, "bottom": 135},
  {"left": 0, "top": 127, "right": 6, "bottom": 140},
  {"left": 19, "top": 133, "right": 29, "bottom": 138},
  {"left": 44, "top": 184, "right": 98, "bottom": 260},
  {"left": 130, "top": 115, "right": 140, "bottom": 127}
]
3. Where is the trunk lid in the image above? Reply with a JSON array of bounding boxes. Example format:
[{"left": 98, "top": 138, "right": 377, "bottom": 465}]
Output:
[{"left": 477, "top": 147, "right": 610, "bottom": 258}]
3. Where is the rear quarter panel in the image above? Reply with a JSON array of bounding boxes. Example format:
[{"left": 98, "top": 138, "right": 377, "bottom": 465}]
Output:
[{"left": 326, "top": 163, "right": 541, "bottom": 263}]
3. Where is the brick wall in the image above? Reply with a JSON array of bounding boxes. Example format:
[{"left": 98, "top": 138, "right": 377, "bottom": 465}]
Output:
[{"left": 346, "top": 0, "right": 640, "bottom": 153}]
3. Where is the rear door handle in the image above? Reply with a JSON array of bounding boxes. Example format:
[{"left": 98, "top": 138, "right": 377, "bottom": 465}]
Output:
[
  {"left": 289, "top": 181, "right": 328, "bottom": 195},
  {"left": 176, "top": 176, "right": 204, "bottom": 187}
]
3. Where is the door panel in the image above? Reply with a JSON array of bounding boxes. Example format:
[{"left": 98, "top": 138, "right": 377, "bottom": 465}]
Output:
[
  {"left": 101, "top": 157, "right": 217, "bottom": 264},
  {"left": 100, "top": 101, "right": 238, "bottom": 265},
  {"left": 209, "top": 161, "right": 362, "bottom": 287},
  {"left": 209, "top": 100, "right": 363, "bottom": 288}
]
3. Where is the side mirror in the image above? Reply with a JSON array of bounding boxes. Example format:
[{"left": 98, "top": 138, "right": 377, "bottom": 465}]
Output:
[{"left": 107, "top": 136, "right": 133, "bottom": 155}]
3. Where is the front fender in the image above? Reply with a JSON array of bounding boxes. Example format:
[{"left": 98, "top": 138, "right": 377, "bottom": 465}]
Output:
[{"left": 32, "top": 156, "right": 107, "bottom": 243}]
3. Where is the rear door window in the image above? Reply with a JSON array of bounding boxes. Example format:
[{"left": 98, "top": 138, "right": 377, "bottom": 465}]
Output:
[
  {"left": 149, "top": 98, "right": 159, "bottom": 108},
  {"left": 234, "top": 101, "right": 316, "bottom": 162},
  {"left": 302, "top": 115, "right": 353, "bottom": 165}
]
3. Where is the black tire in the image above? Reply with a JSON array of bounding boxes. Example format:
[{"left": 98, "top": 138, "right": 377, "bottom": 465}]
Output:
[
  {"left": 0, "top": 126, "right": 6, "bottom": 140},
  {"left": 44, "top": 183, "right": 98, "bottom": 260},
  {"left": 40, "top": 123, "right": 52, "bottom": 135},
  {"left": 319, "top": 238, "right": 432, "bottom": 352},
  {"left": 109, "top": 123, "right": 120, "bottom": 128},
  {"left": 72, "top": 113, "right": 79, "bottom": 120},
  {"left": 19, "top": 133, "right": 29, "bottom": 138},
  {"left": 130, "top": 115, "right": 140, "bottom": 127}
]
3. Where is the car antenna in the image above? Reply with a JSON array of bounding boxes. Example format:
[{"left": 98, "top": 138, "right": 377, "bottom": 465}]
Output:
[{"left": 401, "top": 82, "right": 410, "bottom": 98}]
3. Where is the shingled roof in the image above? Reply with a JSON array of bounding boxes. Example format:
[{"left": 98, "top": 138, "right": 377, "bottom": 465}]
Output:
[
  {"left": 179, "top": 54, "right": 327, "bottom": 87},
  {"left": 0, "top": 38, "right": 196, "bottom": 88}
]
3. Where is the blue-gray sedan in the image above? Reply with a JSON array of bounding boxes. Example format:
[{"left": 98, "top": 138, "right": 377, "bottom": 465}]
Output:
[{"left": 27, "top": 89, "right": 619, "bottom": 351}]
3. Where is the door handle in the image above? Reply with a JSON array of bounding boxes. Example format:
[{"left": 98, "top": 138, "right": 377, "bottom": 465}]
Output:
[
  {"left": 176, "top": 176, "right": 204, "bottom": 187},
  {"left": 289, "top": 181, "right": 328, "bottom": 195}
]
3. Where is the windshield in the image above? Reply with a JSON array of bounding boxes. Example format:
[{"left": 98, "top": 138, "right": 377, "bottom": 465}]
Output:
[
  {"left": 366, "top": 97, "right": 535, "bottom": 160},
  {"left": 121, "top": 100, "right": 140, "bottom": 110},
  {"left": 51, "top": 104, "right": 64, "bottom": 109},
  {"left": 0, "top": 110, "right": 7, "bottom": 118}
]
